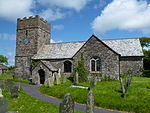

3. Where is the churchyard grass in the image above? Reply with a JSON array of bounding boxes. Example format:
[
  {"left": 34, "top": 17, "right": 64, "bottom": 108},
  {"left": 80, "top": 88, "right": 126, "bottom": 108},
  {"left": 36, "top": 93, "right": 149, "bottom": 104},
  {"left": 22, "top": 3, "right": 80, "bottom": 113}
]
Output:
[
  {"left": 40, "top": 77, "right": 150, "bottom": 113},
  {"left": 1, "top": 88, "right": 83, "bottom": 113},
  {"left": 0, "top": 74, "right": 13, "bottom": 80},
  {"left": 0, "top": 74, "right": 32, "bottom": 84}
]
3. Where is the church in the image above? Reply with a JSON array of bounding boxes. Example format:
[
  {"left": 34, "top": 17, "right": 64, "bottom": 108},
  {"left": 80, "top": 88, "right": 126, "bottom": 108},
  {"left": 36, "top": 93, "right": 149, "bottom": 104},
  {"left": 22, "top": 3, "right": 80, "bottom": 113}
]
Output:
[{"left": 15, "top": 15, "right": 144, "bottom": 84}]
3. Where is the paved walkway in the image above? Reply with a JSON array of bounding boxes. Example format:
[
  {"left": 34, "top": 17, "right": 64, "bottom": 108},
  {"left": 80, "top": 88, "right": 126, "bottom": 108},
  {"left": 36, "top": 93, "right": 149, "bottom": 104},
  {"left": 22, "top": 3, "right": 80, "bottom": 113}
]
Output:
[{"left": 21, "top": 83, "right": 121, "bottom": 113}]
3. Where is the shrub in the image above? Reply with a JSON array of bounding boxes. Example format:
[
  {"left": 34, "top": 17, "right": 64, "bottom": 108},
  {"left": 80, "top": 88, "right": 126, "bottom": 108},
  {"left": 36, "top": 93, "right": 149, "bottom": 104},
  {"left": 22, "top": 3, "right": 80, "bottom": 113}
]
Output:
[{"left": 76, "top": 53, "right": 88, "bottom": 82}]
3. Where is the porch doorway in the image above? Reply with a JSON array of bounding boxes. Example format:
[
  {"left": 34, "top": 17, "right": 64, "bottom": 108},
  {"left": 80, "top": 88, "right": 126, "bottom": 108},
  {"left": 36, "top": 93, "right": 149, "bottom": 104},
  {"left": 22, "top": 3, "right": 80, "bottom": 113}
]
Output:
[{"left": 38, "top": 69, "right": 45, "bottom": 84}]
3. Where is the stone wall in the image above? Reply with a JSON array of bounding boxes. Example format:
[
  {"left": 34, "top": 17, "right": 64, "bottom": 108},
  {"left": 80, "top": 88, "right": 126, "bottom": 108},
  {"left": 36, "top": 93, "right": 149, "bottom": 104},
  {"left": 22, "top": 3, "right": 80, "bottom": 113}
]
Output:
[
  {"left": 73, "top": 36, "right": 120, "bottom": 79},
  {"left": 120, "top": 56, "right": 143, "bottom": 76}
]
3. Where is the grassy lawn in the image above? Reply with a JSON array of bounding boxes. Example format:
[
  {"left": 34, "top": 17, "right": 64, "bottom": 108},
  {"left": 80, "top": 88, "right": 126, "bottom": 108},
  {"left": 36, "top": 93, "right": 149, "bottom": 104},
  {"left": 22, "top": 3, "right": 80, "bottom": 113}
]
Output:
[
  {"left": 0, "top": 75, "right": 83, "bottom": 113},
  {"left": 0, "top": 74, "right": 32, "bottom": 84},
  {"left": 40, "top": 77, "right": 150, "bottom": 113},
  {"left": 1, "top": 88, "right": 83, "bottom": 113}
]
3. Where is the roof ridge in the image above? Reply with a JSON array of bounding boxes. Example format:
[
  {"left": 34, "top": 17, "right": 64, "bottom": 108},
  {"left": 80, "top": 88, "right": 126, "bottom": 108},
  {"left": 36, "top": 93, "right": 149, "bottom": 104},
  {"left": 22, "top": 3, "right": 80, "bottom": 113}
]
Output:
[
  {"left": 49, "top": 41, "right": 86, "bottom": 44},
  {"left": 103, "top": 38, "right": 139, "bottom": 41}
]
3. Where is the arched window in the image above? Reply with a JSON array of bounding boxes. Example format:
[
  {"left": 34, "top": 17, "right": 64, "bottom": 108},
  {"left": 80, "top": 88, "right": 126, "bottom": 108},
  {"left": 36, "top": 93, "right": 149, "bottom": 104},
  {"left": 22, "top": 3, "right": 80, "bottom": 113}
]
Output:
[
  {"left": 64, "top": 60, "right": 72, "bottom": 73},
  {"left": 90, "top": 58, "right": 101, "bottom": 72}
]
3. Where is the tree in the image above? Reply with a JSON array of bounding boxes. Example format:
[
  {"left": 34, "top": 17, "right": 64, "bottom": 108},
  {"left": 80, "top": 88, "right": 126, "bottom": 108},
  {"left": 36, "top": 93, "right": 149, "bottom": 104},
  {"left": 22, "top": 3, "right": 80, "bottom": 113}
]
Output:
[
  {"left": 0, "top": 55, "right": 8, "bottom": 65},
  {"left": 76, "top": 53, "right": 88, "bottom": 82},
  {"left": 139, "top": 37, "right": 150, "bottom": 48}
]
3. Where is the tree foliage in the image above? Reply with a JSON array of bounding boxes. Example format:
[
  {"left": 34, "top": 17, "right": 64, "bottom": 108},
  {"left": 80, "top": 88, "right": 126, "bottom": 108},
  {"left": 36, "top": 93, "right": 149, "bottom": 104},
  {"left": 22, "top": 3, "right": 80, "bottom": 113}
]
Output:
[
  {"left": 0, "top": 55, "right": 8, "bottom": 65},
  {"left": 143, "top": 49, "right": 150, "bottom": 58},
  {"left": 139, "top": 37, "right": 150, "bottom": 48},
  {"left": 76, "top": 53, "right": 88, "bottom": 82}
]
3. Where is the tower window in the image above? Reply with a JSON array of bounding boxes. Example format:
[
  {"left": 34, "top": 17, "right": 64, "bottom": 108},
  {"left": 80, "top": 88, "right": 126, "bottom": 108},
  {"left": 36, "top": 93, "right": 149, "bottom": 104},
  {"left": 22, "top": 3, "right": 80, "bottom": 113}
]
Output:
[{"left": 90, "top": 58, "right": 101, "bottom": 72}]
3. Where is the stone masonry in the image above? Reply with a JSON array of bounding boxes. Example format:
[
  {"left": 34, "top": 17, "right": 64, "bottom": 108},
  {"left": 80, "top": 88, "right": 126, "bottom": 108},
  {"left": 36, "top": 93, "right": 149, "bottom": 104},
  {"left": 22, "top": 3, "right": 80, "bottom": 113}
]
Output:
[{"left": 15, "top": 15, "right": 50, "bottom": 79}]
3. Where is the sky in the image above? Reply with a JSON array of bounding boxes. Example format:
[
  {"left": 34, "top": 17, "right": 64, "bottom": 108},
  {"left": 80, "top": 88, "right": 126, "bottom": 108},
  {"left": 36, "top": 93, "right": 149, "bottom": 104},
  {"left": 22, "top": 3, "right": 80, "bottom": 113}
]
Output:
[{"left": 0, "top": 0, "right": 150, "bottom": 66}]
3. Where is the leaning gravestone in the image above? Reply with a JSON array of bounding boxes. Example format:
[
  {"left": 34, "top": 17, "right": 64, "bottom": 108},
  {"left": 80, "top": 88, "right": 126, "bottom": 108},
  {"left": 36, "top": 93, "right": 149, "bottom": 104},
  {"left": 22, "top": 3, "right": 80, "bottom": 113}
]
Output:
[
  {"left": 6, "top": 79, "right": 13, "bottom": 91},
  {"left": 0, "top": 88, "right": 3, "bottom": 97},
  {"left": 10, "top": 86, "right": 19, "bottom": 98},
  {"left": 0, "top": 99, "right": 8, "bottom": 113},
  {"left": 59, "top": 93, "right": 74, "bottom": 113},
  {"left": 86, "top": 89, "right": 94, "bottom": 113},
  {"left": 55, "top": 72, "right": 60, "bottom": 85}
]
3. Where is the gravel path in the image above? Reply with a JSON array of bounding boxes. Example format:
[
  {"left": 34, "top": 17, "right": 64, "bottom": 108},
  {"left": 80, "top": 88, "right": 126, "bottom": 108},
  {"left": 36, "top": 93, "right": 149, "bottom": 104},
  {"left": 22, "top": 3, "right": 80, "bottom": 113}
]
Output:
[{"left": 21, "top": 83, "right": 121, "bottom": 113}]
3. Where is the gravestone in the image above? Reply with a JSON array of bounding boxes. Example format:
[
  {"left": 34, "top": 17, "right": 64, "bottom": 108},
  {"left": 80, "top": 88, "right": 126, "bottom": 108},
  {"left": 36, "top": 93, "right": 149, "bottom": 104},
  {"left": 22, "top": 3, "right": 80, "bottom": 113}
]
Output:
[
  {"left": 0, "top": 99, "right": 8, "bottom": 113},
  {"left": 0, "top": 80, "right": 5, "bottom": 90},
  {"left": 86, "top": 89, "right": 94, "bottom": 113},
  {"left": 6, "top": 79, "right": 13, "bottom": 91},
  {"left": 55, "top": 72, "right": 60, "bottom": 85},
  {"left": 10, "top": 86, "right": 19, "bottom": 98},
  {"left": 63, "top": 74, "right": 67, "bottom": 83},
  {"left": 75, "top": 72, "right": 79, "bottom": 84},
  {"left": 58, "top": 69, "right": 61, "bottom": 78},
  {"left": 0, "top": 88, "right": 3, "bottom": 97},
  {"left": 49, "top": 77, "right": 54, "bottom": 87},
  {"left": 44, "top": 78, "right": 49, "bottom": 87},
  {"left": 59, "top": 93, "right": 74, "bottom": 113}
]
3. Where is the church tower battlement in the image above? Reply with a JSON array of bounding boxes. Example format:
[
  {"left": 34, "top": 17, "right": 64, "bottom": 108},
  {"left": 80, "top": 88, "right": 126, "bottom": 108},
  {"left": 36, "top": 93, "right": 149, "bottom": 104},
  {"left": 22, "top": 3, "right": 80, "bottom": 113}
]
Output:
[{"left": 15, "top": 15, "right": 50, "bottom": 79}]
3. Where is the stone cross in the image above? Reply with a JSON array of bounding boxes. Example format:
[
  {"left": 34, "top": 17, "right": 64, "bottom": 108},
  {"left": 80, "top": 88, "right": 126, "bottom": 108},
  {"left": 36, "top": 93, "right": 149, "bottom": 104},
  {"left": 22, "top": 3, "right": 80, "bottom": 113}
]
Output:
[
  {"left": 86, "top": 89, "right": 94, "bottom": 113},
  {"left": 10, "top": 86, "right": 19, "bottom": 98},
  {"left": 90, "top": 77, "right": 95, "bottom": 90},
  {"left": 0, "top": 99, "right": 8, "bottom": 113},
  {"left": 0, "top": 88, "right": 3, "bottom": 98},
  {"left": 63, "top": 74, "right": 67, "bottom": 83},
  {"left": 75, "top": 72, "right": 79, "bottom": 84},
  {"left": 55, "top": 72, "right": 60, "bottom": 85},
  {"left": 59, "top": 93, "right": 74, "bottom": 113}
]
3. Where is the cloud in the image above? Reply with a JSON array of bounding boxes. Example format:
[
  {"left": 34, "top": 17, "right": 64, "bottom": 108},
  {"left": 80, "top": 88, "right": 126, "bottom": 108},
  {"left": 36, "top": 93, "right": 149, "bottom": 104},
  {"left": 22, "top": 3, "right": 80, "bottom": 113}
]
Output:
[
  {"left": 50, "top": 39, "right": 62, "bottom": 43},
  {"left": 0, "top": 0, "right": 34, "bottom": 21},
  {"left": 92, "top": 0, "right": 150, "bottom": 34},
  {"left": 0, "top": 33, "right": 16, "bottom": 40},
  {"left": 38, "top": 0, "right": 91, "bottom": 11},
  {"left": 39, "top": 8, "right": 65, "bottom": 21},
  {"left": 53, "top": 25, "right": 64, "bottom": 30},
  {"left": 94, "top": 0, "right": 107, "bottom": 9},
  {"left": 7, "top": 52, "right": 15, "bottom": 66}
]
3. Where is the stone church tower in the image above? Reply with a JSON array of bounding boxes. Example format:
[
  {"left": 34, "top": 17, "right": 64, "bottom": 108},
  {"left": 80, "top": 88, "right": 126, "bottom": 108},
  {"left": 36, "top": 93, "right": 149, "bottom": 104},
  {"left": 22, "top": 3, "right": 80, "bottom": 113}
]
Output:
[{"left": 15, "top": 15, "right": 50, "bottom": 79}]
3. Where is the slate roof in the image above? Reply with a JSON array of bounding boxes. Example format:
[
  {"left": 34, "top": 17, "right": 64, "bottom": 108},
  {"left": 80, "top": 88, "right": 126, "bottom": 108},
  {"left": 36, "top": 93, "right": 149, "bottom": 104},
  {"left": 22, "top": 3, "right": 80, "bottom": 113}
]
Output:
[
  {"left": 103, "top": 38, "right": 144, "bottom": 56},
  {"left": 0, "top": 64, "right": 8, "bottom": 70},
  {"left": 32, "top": 60, "right": 58, "bottom": 71},
  {"left": 41, "top": 60, "right": 58, "bottom": 71},
  {"left": 32, "top": 37, "right": 144, "bottom": 60},
  {"left": 33, "top": 42, "right": 85, "bottom": 59}
]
